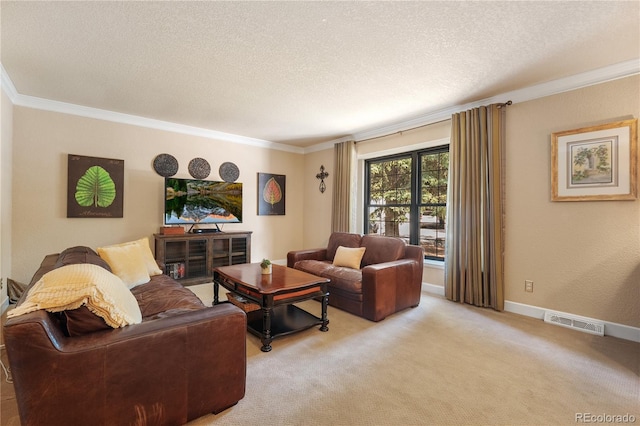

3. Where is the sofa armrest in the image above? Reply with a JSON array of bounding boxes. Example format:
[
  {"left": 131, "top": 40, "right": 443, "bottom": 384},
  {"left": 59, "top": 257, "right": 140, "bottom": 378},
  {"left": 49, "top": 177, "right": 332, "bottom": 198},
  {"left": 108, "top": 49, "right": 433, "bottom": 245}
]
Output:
[
  {"left": 5, "top": 303, "right": 243, "bottom": 352},
  {"left": 4, "top": 304, "right": 247, "bottom": 425},
  {"left": 361, "top": 259, "right": 421, "bottom": 321},
  {"left": 404, "top": 244, "right": 425, "bottom": 263},
  {"left": 287, "top": 248, "right": 328, "bottom": 268}
]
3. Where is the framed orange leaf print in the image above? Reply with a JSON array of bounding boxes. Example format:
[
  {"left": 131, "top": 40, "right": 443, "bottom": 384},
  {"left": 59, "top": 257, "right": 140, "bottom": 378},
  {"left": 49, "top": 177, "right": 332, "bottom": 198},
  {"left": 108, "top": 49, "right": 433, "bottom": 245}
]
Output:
[{"left": 258, "top": 173, "right": 286, "bottom": 215}]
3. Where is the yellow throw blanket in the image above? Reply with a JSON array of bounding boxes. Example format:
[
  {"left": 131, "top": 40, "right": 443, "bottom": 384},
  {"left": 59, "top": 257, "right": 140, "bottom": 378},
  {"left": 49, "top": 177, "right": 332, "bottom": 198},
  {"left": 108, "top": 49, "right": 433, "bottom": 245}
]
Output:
[{"left": 8, "top": 263, "right": 142, "bottom": 328}]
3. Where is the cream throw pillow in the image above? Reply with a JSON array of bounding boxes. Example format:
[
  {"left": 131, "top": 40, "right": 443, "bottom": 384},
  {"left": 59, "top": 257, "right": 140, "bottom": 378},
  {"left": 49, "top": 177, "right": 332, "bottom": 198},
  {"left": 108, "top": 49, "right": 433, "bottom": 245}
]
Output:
[
  {"left": 97, "top": 243, "right": 151, "bottom": 288},
  {"left": 332, "top": 246, "right": 366, "bottom": 270},
  {"left": 105, "top": 237, "right": 163, "bottom": 277},
  {"left": 7, "top": 263, "right": 142, "bottom": 328}
]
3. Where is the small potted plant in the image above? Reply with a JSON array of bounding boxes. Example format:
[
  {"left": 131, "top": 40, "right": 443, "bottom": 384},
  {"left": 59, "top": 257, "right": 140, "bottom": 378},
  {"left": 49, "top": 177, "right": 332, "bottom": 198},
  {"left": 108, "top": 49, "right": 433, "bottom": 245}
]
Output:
[{"left": 260, "top": 258, "right": 272, "bottom": 275}]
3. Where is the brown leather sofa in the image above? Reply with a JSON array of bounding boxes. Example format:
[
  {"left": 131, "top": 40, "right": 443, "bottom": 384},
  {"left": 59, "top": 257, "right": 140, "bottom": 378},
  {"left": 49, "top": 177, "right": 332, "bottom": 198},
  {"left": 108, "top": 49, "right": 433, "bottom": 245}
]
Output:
[
  {"left": 3, "top": 246, "right": 247, "bottom": 426},
  {"left": 287, "top": 232, "right": 424, "bottom": 322}
]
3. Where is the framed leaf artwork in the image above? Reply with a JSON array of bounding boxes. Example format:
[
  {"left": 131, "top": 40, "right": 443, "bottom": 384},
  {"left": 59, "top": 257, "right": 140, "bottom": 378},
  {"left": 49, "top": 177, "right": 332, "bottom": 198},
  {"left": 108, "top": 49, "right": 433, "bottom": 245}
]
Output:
[
  {"left": 257, "top": 173, "right": 285, "bottom": 216},
  {"left": 67, "top": 154, "right": 124, "bottom": 218}
]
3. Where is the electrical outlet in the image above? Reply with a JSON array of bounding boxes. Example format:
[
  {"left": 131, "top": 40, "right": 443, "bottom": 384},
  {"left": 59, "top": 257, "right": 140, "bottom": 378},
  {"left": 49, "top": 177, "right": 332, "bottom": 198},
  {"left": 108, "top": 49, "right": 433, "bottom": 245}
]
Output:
[{"left": 525, "top": 280, "right": 533, "bottom": 292}]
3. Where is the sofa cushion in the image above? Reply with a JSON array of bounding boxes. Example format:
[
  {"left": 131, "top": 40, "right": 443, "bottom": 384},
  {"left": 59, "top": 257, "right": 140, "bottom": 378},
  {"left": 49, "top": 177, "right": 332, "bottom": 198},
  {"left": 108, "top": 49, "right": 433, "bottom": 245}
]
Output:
[
  {"left": 97, "top": 242, "right": 151, "bottom": 288},
  {"left": 131, "top": 274, "right": 205, "bottom": 320},
  {"left": 58, "top": 306, "right": 111, "bottom": 336},
  {"left": 294, "top": 260, "right": 363, "bottom": 295},
  {"left": 100, "top": 237, "right": 163, "bottom": 277},
  {"left": 7, "top": 263, "right": 142, "bottom": 328},
  {"left": 326, "top": 232, "right": 362, "bottom": 261},
  {"left": 133, "top": 237, "right": 164, "bottom": 276},
  {"left": 55, "top": 246, "right": 113, "bottom": 272},
  {"left": 360, "top": 235, "right": 406, "bottom": 266},
  {"left": 333, "top": 246, "right": 366, "bottom": 269},
  {"left": 293, "top": 259, "right": 333, "bottom": 277},
  {"left": 323, "top": 265, "right": 363, "bottom": 294}
]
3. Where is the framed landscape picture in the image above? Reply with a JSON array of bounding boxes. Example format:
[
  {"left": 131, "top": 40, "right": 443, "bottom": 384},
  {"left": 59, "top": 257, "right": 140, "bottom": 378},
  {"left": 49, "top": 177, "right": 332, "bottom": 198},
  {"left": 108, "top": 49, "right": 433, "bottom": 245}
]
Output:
[
  {"left": 257, "top": 173, "right": 285, "bottom": 215},
  {"left": 67, "top": 154, "right": 124, "bottom": 218},
  {"left": 551, "top": 119, "right": 637, "bottom": 201}
]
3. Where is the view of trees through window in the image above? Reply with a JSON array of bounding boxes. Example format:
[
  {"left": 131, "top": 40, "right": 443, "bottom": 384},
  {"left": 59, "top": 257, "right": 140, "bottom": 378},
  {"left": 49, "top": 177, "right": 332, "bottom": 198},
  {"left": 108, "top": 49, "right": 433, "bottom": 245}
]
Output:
[{"left": 365, "top": 146, "right": 449, "bottom": 260}]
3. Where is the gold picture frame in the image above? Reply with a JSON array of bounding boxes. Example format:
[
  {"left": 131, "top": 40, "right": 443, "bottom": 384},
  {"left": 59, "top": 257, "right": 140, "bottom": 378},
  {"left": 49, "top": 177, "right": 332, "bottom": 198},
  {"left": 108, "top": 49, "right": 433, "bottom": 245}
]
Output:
[{"left": 551, "top": 119, "right": 637, "bottom": 201}]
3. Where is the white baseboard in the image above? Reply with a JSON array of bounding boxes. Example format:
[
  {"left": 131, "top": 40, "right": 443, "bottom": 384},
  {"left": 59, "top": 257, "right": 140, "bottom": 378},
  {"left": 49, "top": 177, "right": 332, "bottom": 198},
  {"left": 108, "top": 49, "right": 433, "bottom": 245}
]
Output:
[
  {"left": 504, "top": 301, "right": 640, "bottom": 343},
  {"left": 503, "top": 300, "right": 546, "bottom": 319},
  {"left": 422, "top": 282, "right": 445, "bottom": 296},
  {"left": 422, "top": 283, "right": 640, "bottom": 343}
]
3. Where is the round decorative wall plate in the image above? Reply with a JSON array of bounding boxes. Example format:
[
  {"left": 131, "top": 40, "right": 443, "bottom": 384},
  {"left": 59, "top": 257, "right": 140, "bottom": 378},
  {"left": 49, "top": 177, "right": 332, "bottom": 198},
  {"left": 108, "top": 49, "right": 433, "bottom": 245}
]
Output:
[
  {"left": 153, "top": 153, "right": 179, "bottom": 177},
  {"left": 188, "top": 157, "right": 211, "bottom": 179},
  {"left": 219, "top": 162, "right": 240, "bottom": 182}
]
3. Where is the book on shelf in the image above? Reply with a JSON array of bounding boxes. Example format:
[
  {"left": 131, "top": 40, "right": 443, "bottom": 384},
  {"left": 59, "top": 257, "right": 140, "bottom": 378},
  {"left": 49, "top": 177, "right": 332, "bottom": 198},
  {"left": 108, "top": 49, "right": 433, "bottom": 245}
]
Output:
[{"left": 165, "top": 262, "right": 186, "bottom": 279}]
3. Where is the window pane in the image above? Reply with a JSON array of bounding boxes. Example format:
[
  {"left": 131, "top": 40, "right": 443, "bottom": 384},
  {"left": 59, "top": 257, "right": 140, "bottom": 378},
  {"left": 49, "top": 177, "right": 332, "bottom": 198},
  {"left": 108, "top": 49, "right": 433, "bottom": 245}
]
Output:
[
  {"left": 421, "top": 170, "right": 439, "bottom": 203},
  {"left": 421, "top": 154, "right": 438, "bottom": 171},
  {"left": 440, "top": 163, "right": 449, "bottom": 184},
  {"left": 437, "top": 186, "right": 448, "bottom": 203},
  {"left": 367, "top": 206, "right": 411, "bottom": 240},
  {"left": 421, "top": 151, "right": 448, "bottom": 205},
  {"left": 419, "top": 206, "right": 446, "bottom": 260},
  {"left": 369, "top": 157, "right": 411, "bottom": 205},
  {"left": 369, "top": 189, "right": 384, "bottom": 204}
]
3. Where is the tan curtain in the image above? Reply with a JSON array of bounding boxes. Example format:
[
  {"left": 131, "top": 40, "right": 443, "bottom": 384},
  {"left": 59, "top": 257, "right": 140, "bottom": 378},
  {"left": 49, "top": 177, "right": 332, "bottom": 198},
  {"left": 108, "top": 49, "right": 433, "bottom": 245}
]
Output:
[
  {"left": 445, "top": 104, "right": 505, "bottom": 310},
  {"left": 331, "top": 140, "right": 355, "bottom": 232}
]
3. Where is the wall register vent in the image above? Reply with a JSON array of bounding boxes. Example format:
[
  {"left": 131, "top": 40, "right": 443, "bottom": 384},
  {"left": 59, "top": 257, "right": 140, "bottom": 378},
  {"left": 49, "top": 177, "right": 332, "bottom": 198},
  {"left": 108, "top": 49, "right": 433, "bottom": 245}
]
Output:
[{"left": 544, "top": 311, "right": 604, "bottom": 336}]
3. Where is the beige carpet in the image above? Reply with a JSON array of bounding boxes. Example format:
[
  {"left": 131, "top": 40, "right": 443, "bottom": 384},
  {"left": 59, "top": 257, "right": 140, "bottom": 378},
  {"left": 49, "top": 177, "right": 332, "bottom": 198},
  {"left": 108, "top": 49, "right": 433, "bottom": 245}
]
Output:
[
  {"left": 2, "top": 287, "right": 637, "bottom": 426},
  {"left": 186, "top": 285, "right": 639, "bottom": 426}
]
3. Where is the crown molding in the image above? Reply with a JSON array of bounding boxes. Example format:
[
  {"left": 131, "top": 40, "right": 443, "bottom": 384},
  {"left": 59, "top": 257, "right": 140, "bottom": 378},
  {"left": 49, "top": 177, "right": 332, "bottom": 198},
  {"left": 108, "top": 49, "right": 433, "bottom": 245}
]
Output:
[
  {"left": 303, "top": 135, "right": 354, "bottom": 154},
  {"left": 0, "top": 64, "right": 304, "bottom": 154},
  {"left": 316, "top": 58, "right": 640, "bottom": 152},
  {"left": 3, "top": 59, "right": 638, "bottom": 155},
  {"left": 17, "top": 94, "right": 305, "bottom": 154},
  {"left": 0, "top": 63, "right": 19, "bottom": 103}
]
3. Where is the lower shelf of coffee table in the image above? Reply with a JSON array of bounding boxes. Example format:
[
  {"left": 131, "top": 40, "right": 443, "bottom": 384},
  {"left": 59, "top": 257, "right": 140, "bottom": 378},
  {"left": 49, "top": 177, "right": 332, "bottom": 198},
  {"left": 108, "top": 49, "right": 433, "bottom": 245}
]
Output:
[{"left": 246, "top": 304, "right": 322, "bottom": 341}]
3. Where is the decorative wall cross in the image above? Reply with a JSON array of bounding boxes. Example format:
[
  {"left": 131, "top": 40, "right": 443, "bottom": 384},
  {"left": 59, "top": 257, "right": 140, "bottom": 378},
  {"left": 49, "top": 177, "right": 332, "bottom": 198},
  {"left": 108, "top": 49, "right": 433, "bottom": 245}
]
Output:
[{"left": 316, "top": 165, "right": 329, "bottom": 193}]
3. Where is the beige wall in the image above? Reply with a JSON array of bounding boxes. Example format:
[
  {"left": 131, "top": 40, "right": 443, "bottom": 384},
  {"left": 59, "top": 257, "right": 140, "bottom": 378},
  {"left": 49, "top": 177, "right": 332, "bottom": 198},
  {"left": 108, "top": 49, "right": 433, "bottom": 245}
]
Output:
[
  {"left": 1, "top": 90, "right": 13, "bottom": 307},
  {"left": 505, "top": 75, "right": 639, "bottom": 327},
  {"left": 300, "top": 148, "right": 334, "bottom": 250},
  {"left": 10, "top": 107, "right": 305, "bottom": 283},
  {"left": 301, "top": 76, "right": 639, "bottom": 328}
]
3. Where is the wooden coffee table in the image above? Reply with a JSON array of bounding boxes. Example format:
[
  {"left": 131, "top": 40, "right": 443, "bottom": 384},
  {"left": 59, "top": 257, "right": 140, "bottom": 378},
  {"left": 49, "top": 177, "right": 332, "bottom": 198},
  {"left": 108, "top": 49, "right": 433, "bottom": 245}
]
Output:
[{"left": 213, "top": 263, "right": 329, "bottom": 352}]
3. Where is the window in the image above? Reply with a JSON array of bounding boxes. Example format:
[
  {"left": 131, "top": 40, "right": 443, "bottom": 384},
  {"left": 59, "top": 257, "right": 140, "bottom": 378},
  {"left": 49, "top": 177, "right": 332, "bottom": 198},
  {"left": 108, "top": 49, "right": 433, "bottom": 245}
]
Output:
[{"left": 365, "top": 146, "right": 449, "bottom": 261}]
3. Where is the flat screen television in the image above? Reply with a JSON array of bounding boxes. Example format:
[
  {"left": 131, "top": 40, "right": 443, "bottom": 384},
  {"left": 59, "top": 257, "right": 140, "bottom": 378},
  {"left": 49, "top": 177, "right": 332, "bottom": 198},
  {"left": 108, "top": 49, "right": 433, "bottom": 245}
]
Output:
[{"left": 164, "top": 178, "right": 242, "bottom": 226}]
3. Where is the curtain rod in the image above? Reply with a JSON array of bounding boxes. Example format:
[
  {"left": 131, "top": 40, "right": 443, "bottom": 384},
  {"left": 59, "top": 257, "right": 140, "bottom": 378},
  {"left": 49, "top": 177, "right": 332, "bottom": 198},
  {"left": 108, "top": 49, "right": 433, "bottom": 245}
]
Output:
[
  {"left": 355, "top": 118, "right": 450, "bottom": 144},
  {"left": 356, "top": 100, "right": 513, "bottom": 144}
]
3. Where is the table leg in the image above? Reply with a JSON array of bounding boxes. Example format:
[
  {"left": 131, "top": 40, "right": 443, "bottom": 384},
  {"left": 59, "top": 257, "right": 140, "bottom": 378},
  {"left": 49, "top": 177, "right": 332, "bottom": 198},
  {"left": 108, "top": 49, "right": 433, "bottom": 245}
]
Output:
[
  {"left": 320, "top": 293, "right": 329, "bottom": 332},
  {"left": 261, "top": 307, "right": 272, "bottom": 352},
  {"left": 213, "top": 280, "right": 219, "bottom": 305}
]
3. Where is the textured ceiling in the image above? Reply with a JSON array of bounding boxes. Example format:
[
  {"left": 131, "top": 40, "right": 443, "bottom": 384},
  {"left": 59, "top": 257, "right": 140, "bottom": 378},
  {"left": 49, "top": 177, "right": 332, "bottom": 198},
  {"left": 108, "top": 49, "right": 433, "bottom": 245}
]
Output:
[{"left": 1, "top": 1, "right": 639, "bottom": 147}]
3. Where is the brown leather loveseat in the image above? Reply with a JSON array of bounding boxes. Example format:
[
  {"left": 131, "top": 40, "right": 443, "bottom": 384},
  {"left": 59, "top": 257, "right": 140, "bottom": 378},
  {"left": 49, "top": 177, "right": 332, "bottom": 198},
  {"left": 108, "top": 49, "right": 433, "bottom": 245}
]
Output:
[
  {"left": 287, "top": 232, "right": 424, "bottom": 322},
  {"left": 3, "top": 246, "right": 247, "bottom": 426}
]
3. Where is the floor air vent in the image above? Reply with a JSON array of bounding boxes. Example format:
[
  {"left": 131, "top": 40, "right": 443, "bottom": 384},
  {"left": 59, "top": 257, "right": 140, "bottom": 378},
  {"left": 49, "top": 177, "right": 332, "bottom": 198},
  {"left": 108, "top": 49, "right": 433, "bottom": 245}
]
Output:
[{"left": 544, "top": 311, "right": 604, "bottom": 336}]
